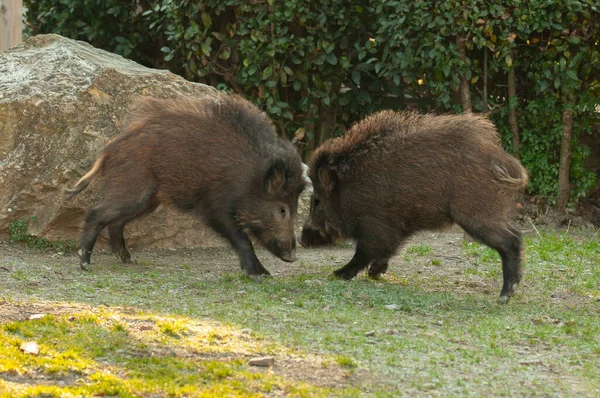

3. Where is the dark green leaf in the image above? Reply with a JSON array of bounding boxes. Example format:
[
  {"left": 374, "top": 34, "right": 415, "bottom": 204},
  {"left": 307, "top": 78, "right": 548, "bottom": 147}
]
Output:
[
  {"left": 326, "top": 53, "right": 337, "bottom": 65},
  {"left": 263, "top": 66, "right": 273, "bottom": 79},
  {"left": 201, "top": 40, "right": 211, "bottom": 57},
  {"left": 201, "top": 13, "right": 212, "bottom": 28},
  {"left": 219, "top": 47, "right": 231, "bottom": 60}
]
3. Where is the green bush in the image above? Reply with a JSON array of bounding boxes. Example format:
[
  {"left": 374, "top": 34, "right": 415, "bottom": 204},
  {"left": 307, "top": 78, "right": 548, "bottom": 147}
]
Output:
[
  {"left": 25, "top": 0, "right": 600, "bottom": 204},
  {"left": 25, "top": 0, "right": 163, "bottom": 66}
]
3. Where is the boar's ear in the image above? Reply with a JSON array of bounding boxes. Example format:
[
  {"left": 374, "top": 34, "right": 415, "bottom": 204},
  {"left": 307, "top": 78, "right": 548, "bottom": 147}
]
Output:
[
  {"left": 264, "top": 160, "right": 287, "bottom": 195},
  {"left": 318, "top": 166, "right": 337, "bottom": 192}
]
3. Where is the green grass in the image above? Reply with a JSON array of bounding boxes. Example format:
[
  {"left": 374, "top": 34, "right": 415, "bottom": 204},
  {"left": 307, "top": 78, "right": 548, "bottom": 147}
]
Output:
[
  {"left": 405, "top": 244, "right": 433, "bottom": 256},
  {"left": 462, "top": 230, "right": 600, "bottom": 298},
  {"left": 1, "top": 229, "right": 599, "bottom": 396},
  {"left": 335, "top": 355, "right": 357, "bottom": 369}
]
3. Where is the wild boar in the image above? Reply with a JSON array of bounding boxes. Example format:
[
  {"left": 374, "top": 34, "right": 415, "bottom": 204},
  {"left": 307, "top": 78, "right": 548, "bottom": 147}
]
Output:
[
  {"left": 300, "top": 110, "right": 527, "bottom": 303},
  {"left": 67, "top": 93, "right": 305, "bottom": 275}
]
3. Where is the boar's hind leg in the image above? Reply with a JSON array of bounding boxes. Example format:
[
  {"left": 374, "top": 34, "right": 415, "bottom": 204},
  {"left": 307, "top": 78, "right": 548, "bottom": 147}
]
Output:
[
  {"left": 334, "top": 241, "right": 372, "bottom": 280},
  {"left": 79, "top": 189, "right": 157, "bottom": 270},
  {"left": 459, "top": 222, "right": 522, "bottom": 303},
  {"left": 208, "top": 218, "right": 270, "bottom": 276},
  {"left": 107, "top": 197, "right": 159, "bottom": 264},
  {"left": 108, "top": 222, "right": 131, "bottom": 264},
  {"left": 79, "top": 205, "right": 119, "bottom": 270}
]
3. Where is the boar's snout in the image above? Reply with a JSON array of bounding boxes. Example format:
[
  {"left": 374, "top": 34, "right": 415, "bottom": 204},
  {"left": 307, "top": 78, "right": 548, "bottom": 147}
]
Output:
[
  {"left": 299, "top": 221, "right": 334, "bottom": 247},
  {"left": 265, "top": 238, "right": 297, "bottom": 262},
  {"left": 280, "top": 249, "right": 297, "bottom": 262}
]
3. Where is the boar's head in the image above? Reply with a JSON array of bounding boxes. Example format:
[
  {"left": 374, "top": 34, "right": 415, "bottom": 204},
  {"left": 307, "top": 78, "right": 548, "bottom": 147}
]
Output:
[
  {"left": 299, "top": 164, "right": 343, "bottom": 247},
  {"left": 238, "top": 154, "right": 304, "bottom": 262}
]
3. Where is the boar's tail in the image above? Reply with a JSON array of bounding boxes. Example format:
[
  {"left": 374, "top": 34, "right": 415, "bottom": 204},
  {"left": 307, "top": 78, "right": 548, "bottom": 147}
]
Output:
[
  {"left": 492, "top": 156, "right": 528, "bottom": 192},
  {"left": 65, "top": 154, "right": 106, "bottom": 199}
]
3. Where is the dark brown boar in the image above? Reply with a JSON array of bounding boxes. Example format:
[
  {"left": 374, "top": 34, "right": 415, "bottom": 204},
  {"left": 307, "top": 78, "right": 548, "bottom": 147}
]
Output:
[
  {"left": 67, "top": 93, "right": 305, "bottom": 275},
  {"left": 300, "top": 110, "right": 528, "bottom": 303}
]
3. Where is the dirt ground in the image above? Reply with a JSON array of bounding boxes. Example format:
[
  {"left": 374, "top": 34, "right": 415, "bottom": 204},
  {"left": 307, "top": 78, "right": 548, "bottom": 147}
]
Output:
[{"left": 0, "top": 227, "right": 473, "bottom": 297}]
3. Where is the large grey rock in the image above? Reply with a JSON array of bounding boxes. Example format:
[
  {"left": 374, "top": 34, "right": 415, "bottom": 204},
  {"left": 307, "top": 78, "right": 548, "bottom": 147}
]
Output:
[
  {"left": 0, "top": 34, "right": 227, "bottom": 249},
  {"left": 296, "top": 163, "right": 313, "bottom": 232}
]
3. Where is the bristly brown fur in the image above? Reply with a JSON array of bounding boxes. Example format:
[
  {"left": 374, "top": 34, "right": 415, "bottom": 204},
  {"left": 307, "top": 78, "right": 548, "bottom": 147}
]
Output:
[
  {"left": 302, "top": 109, "right": 528, "bottom": 302},
  {"left": 312, "top": 110, "right": 510, "bottom": 179},
  {"left": 68, "top": 92, "right": 304, "bottom": 275}
]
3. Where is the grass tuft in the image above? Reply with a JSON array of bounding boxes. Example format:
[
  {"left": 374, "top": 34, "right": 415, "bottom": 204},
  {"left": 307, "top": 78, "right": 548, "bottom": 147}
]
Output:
[{"left": 9, "top": 218, "right": 77, "bottom": 252}]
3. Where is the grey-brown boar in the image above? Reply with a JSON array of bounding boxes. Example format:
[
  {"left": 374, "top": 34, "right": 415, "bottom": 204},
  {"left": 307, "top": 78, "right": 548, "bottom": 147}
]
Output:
[
  {"left": 300, "top": 110, "right": 527, "bottom": 303},
  {"left": 68, "top": 93, "right": 305, "bottom": 275}
]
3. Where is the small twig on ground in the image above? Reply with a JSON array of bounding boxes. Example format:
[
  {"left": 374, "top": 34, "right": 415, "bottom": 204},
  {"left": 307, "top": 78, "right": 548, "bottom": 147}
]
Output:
[
  {"left": 519, "top": 359, "right": 543, "bottom": 366},
  {"left": 563, "top": 219, "right": 572, "bottom": 237},
  {"left": 527, "top": 217, "right": 541, "bottom": 238},
  {"left": 0, "top": 266, "right": 11, "bottom": 272},
  {"left": 586, "top": 228, "right": 599, "bottom": 246}
]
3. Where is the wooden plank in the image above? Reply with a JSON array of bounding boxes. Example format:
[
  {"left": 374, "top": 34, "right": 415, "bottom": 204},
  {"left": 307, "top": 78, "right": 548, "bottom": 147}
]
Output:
[{"left": 0, "top": 0, "right": 23, "bottom": 51}]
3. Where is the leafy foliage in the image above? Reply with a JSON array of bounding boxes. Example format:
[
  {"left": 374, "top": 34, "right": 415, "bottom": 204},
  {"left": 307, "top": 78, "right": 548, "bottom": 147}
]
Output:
[
  {"left": 24, "top": 0, "right": 164, "bottom": 66},
  {"left": 9, "top": 218, "right": 77, "bottom": 252},
  {"left": 24, "top": 0, "right": 600, "bottom": 203}
]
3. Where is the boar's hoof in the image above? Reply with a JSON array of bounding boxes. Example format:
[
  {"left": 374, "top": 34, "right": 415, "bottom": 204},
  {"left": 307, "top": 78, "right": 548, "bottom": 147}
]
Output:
[
  {"left": 246, "top": 267, "right": 271, "bottom": 277},
  {"left": 80, "top": 262, "right": 90, "bottom": 271},
  {"left": 333, "top": 268, "right": 359, "bottom": 280},
  {"left": 498, "top": 283, "right": 518, "bottom": 304},
  {"left": 368, "top": 263, "right": 388, "bottom": 279},
  {"left": 242, "top": 259, "right": 271, "bottom": 277},
  {"left": 367, "top": 271, "right": 382, "bottom": 280}
]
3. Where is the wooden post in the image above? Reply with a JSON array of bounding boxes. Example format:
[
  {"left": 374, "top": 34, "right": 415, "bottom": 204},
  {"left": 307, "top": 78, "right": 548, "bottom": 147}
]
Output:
[
  {"left": 507, "top": 50, "right": 520, "bottom": 160},
  {"left": 456, "top": 36, "right": 472, "bottom": 113},
  {"left": 0, "top": 0, "right": 23, "bottom": 51},
  {"left": 557, "top": 95, "right": 574, "bottom": 210}
]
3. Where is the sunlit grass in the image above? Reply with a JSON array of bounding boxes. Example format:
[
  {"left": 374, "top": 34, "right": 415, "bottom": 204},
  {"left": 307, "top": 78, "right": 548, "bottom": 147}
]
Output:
[{"left": 0, "top": 311, "right": 349, "bottom": 397}]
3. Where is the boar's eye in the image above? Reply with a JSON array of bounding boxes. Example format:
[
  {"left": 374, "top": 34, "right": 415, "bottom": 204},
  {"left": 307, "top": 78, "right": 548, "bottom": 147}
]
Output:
[
  {"left": 314, "top": 198, "right": 320, "bottom": 207},
  {"left": 280, "top": 207, "right": 286, "bottom": 217}
]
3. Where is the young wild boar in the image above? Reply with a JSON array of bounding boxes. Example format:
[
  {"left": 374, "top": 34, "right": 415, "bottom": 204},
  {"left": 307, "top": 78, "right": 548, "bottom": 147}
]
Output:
[
  {"left": 300, "top": 111, "right": 528, "bottom": 303},
  {"left": 67, "top": 94, "right": 305, "bottom": 275}
]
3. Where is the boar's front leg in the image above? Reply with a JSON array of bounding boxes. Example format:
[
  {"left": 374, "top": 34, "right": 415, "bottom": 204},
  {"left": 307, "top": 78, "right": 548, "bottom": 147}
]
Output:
[
  {"left": 367, "top": 259, "right": 389, "bottom": 279},
  {"left": 335, "top": 221, "right": 402, "bottom": 280},
  {"left": 334, "top": 241, "right": 372, "bottom": 280},
  {"left": 237, "top": 236, "right": 271, "bottom": 276},
  {"left": 208, "top": 217, "right": 270, "bottom": 276}
]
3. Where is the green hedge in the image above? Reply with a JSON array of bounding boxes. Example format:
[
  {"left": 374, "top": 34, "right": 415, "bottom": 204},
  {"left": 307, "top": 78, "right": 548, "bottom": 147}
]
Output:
[{"left": 25, "top": 0, "right": 600, "bottom": 203}]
